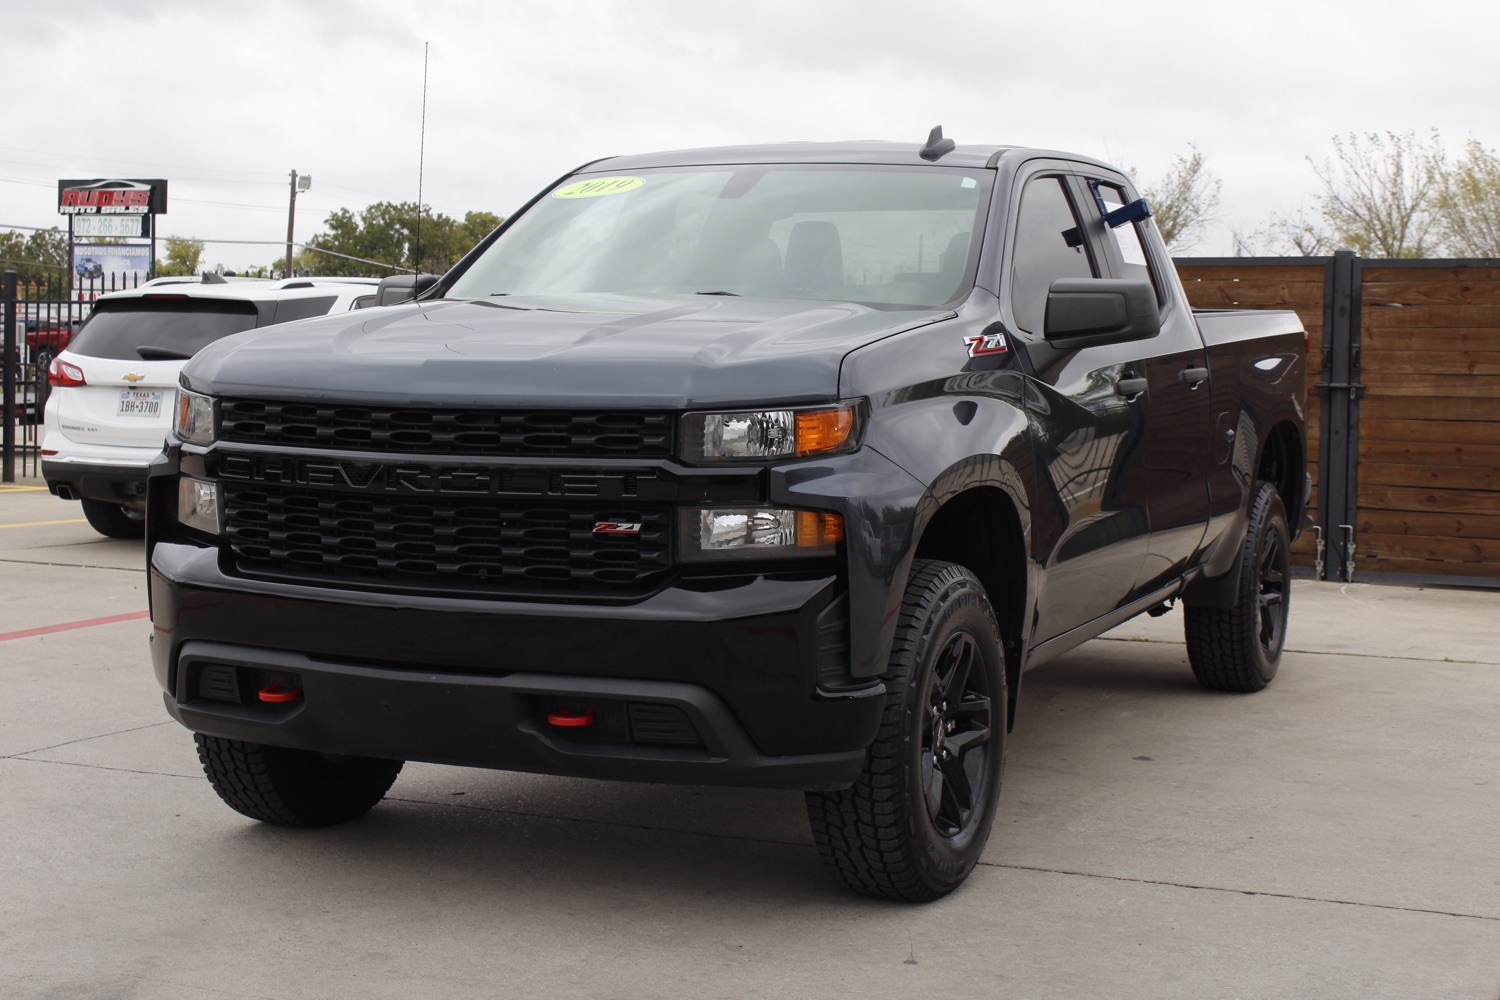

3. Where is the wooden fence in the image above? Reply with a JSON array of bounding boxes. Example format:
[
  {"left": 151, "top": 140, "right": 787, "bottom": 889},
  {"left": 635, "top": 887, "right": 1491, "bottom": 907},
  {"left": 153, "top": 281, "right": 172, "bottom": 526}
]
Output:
[{"left": 1179, "top": 256, "right": 1500, "bottom": 586}]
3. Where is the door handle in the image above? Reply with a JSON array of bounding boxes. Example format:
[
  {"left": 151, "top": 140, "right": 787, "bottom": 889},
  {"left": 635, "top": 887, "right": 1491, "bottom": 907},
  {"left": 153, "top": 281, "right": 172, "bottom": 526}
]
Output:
[
  {"left": 1179, "top": 366, "right": 1209, "bottom": 388},
  {"left": 1115, "top": 377, "right": 1148, "bottom": 398}
]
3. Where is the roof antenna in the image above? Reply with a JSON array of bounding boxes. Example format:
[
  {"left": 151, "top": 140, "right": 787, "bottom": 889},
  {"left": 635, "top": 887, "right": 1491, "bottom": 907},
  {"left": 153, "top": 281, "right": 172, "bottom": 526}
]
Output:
[
  {"left": 920, "top": 125, "right": 955, "bottom": 161},
  {"left": 413, "top": 41, "right": 429, "bottom": 276}
]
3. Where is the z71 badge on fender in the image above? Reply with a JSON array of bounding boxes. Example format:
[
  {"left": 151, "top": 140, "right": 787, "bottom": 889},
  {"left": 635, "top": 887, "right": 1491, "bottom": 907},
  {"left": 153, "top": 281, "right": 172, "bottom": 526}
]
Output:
[{"left": 963, "top": 332, "right": 1007, "bottom": 357}]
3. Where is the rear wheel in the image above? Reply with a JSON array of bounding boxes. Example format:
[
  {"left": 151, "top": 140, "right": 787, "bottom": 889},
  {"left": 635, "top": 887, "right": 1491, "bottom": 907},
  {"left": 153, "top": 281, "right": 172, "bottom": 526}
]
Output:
[
  {"left": 195, "top": 735, "right": 404, "bottom": 827},
  {"left": 806, "top": 560, "right": 1006, "bottom": 902},
  {"left": 1184, "top": 480, "right": 1291, "bottom": 692},
  {"left": 80, "top": 498, "right": 145, "bottom": 539}
]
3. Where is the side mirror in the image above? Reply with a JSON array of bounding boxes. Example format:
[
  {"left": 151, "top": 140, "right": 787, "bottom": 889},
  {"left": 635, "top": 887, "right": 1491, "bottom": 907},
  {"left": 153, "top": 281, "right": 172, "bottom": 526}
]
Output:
[
  {"left": 374, "top": 273, "right": 439, "bottom": 307},
  {"left": 1044, "top": 278, "right": 1160, "bottom": 348}
]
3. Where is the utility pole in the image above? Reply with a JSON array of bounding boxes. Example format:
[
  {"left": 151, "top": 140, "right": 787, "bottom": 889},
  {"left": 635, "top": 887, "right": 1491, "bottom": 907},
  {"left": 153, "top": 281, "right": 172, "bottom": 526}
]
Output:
[{"left": 285, "top": 170, "right": 311, "bottom": 278}]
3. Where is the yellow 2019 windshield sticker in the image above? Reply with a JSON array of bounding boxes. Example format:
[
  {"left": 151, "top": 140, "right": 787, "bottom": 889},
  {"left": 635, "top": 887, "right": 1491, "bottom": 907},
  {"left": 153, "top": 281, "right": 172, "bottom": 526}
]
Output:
[{"left": 553, "top": 176, "right": 645, "bottom": 199}]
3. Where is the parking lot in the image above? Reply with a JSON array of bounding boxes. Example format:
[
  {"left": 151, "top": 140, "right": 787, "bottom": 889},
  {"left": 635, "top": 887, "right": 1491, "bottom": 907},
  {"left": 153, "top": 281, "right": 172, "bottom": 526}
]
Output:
[{"left": 2, "top": 479, "right": 1497, "bottom": 1000}]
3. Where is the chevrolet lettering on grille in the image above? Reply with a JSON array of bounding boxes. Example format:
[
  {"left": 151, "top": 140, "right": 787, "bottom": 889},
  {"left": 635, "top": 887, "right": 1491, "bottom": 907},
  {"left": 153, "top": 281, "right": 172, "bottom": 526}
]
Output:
[{"left": 215, "top": 453, "right": 653, "bottom": 499}]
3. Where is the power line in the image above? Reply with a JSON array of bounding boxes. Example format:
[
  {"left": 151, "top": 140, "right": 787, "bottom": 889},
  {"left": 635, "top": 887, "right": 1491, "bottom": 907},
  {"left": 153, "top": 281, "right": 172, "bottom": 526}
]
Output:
[
  {"left": 5, "top": 228, "right": 412, "bottom": 274},
  {"left": 186, "top": 239, "right": 414, "bottom": 273},
  {"left": 0, "top": 257, "right": 66, "bottom": 270},
  {"left": 0, "top": 143, "right": 286, "bottom": 182}
]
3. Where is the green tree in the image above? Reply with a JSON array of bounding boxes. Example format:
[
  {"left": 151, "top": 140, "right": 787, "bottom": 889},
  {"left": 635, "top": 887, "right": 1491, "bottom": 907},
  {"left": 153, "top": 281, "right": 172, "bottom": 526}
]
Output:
[
  {"left": 1432, "top": 139, "right": 1500, "bottom": 257},
  {"left": 154, "top": 237, "right": 205, "bottom": 276},
  {"left": 1266, "top": 131, "right": 1441, "bottom": 258},
  {"left": 455, "top": 210, "right": 504, "bottom": 254},
  {"left": 0, "top": 227, "right": 69, "bottom": 295},
  {"left": 1140, "top": 145, "right": 1222, "bottom": 253},
  {"left": 297, "top": 202, "right": 504, "bottom": 277}
]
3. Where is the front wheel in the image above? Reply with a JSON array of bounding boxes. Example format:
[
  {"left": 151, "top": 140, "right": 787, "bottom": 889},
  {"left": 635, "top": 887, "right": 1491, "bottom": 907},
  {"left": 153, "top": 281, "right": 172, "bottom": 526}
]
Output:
[
  {"left": 80, "top": 498, "right": 145, "bottom": 539},
  {"left": 806, "top": 560, "right": 1006, "bottom": 902},
  {"left": 195, "top": 735, "right": 404, "bottom": 827},
  {"left": 1184, "top": 480, "right": 1291, "bottom": 692}
]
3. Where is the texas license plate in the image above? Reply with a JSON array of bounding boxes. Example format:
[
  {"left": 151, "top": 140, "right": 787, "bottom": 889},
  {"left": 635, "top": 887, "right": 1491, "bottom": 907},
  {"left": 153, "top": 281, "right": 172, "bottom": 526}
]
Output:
[{"left": 118, "top": 389, "right": 162, "bottom": 417}]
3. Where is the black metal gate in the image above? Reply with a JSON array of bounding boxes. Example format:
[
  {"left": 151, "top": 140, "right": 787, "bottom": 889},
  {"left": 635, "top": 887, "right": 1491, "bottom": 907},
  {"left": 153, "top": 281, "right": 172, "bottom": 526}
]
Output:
[{"left": 1, "top": 268, "right": 115, "bottom": 481}]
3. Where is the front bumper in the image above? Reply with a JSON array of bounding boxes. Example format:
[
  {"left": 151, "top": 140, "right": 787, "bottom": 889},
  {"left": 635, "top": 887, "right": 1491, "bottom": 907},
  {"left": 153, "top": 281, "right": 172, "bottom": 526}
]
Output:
[{"left": 149, "top": 542, "right": 884, "bottom": 790}]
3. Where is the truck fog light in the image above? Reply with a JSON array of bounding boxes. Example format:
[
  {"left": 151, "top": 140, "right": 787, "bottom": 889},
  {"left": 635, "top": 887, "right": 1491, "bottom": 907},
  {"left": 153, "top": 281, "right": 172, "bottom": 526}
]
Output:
[
  {"left": 178, "top": 477, "right": 221, "bottom": 535},
  {"left": 680, "top": 507, "right": 843, "bottom": 562}
]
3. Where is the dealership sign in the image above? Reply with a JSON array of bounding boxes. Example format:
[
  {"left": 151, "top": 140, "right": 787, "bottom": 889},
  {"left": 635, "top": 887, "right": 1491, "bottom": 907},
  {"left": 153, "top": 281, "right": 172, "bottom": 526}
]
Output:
[
  {"left": 73, "top": 215, "right": 144, "bottom": 238},
  {"left": 71, "top": 243, "right": 152, "bottom": 301},
  {"left": 57, "top": 178, "right": 168, "bottom": 215}
]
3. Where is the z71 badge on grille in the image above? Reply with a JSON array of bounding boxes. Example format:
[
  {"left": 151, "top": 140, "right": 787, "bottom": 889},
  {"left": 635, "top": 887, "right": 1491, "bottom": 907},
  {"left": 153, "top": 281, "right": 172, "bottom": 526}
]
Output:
[{"left": 592, "top": 522, "right": 642, "bottom": 535}]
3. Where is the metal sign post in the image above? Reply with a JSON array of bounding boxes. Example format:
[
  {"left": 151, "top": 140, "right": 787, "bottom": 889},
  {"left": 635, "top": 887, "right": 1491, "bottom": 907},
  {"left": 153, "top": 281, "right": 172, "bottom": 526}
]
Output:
[{"left": 2, "top": 270, "right": 17, "bottom": 483}]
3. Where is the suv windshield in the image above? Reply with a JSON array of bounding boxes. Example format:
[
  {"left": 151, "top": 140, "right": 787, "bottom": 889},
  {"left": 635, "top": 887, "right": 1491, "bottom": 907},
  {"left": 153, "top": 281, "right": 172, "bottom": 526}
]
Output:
[
  {"left": 66, "top": 298, "right": 259, "bottom": 361},
  {"left": 446, "top": 164, "right": 993, "bottom": 308}
]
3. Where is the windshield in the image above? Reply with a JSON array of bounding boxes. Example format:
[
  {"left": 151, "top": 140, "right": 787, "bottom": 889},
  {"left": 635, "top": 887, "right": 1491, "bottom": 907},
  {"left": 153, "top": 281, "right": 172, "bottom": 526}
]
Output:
[{"left": 446, "top": 164, "right": 993, "bottom": 309}]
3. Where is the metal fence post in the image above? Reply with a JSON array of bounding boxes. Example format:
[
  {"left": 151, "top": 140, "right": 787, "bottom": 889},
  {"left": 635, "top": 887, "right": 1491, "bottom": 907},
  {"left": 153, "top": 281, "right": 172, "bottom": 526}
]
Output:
[
  {"left": 3, "top": 270, "right": 18, "bottom": 483},
  {"left": 1315, "top": 250, "right": 1363, "bottom": 582}
]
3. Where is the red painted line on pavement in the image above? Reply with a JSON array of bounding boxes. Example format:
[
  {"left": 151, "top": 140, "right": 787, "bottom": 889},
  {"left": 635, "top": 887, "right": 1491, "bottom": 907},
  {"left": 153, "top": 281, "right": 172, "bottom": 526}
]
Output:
[{"left": 0, "top": 610, "right": 150, "bottom": 643}]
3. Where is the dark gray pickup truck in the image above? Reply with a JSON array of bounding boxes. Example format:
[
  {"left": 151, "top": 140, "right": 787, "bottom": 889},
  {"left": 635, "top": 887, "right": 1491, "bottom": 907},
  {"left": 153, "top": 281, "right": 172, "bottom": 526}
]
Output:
[{"left": 147, "top": 130, "right": 1307, "bottom": 901}]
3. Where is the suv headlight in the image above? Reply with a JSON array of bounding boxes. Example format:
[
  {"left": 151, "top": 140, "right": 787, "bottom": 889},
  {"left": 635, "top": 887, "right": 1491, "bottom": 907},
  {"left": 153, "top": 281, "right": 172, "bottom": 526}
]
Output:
[
  {"left": 175, "top": 387, "right": 215, "bottom": 445},
  {"left": 681, "top": 402, "right": 862, "bottom": 463}
]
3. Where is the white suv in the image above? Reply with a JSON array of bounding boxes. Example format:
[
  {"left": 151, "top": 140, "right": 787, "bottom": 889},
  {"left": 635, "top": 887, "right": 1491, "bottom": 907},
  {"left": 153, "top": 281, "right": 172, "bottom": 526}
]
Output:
[{"left": 42, "top": 275, "right": 381, "bottom": 537}]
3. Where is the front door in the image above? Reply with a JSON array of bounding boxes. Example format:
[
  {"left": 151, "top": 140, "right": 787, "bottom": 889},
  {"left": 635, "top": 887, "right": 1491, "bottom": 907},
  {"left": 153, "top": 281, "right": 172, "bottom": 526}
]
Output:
[{"left": 1007, "top": 170, "right": 1152, "bottom": 643}]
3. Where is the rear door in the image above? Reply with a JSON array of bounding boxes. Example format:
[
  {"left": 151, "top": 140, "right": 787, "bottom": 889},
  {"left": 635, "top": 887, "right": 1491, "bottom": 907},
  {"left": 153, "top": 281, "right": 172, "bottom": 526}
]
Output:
[{"left": 1087, "top": 177, "right": 1213, "bottom": 590}]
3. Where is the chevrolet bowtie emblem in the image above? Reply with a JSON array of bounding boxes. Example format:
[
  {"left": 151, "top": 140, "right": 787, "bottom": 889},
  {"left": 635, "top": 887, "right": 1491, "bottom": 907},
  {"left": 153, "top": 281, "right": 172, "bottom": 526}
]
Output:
[{"left": 122, "top": 372, "right": 145, "bottom": 382}]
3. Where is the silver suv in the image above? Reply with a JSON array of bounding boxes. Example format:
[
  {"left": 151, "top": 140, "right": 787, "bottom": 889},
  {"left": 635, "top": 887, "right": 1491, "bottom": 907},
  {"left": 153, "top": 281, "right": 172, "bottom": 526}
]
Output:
[{"left": 42, "top": 275, "right": 381, "bottom": 537}]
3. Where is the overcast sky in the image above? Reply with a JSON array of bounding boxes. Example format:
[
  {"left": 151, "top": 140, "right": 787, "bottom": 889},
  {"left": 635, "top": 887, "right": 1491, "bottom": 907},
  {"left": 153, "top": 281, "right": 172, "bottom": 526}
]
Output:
[{"left": 2, "top": 0, "right": 1495, "bottom": 272}]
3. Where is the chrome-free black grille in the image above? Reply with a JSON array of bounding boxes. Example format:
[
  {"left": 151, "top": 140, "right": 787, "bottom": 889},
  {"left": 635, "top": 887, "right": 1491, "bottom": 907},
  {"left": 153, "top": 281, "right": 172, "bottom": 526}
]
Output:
[
  {"left": 222, "top": 484, "right": 671, "bottom": 595},
  {"left": 219, "top": 400, "right": 673, "bottom": 458}
]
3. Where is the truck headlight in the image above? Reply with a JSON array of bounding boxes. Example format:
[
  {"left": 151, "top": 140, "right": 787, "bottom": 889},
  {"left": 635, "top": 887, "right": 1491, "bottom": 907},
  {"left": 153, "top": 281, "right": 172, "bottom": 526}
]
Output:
[
  {"left": 681, "top": 402, "right": 862, "bottom": 463},
  {"left": 177, "top": 476, "right": 221, "bottom": 535},
  {"left": 175, "top": 388, "right": 215, "bottom": 445},
  {"left": 680, "top": 507, "right": 843, "bottom": 562}
]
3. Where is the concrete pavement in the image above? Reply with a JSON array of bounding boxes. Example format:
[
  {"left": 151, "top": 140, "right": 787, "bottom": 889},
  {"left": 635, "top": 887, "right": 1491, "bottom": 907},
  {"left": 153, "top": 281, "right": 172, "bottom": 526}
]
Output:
[{"left": 2, "top": 482, "right": 1497, "bottom": 999}]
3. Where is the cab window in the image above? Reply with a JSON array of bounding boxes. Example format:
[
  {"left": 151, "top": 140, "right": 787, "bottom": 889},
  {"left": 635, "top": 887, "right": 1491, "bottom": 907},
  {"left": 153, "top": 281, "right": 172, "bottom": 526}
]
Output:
[
  {"left": 1010, "top": 177, "right": 1096, "bottom": 334},
  {"left": 1096, "top": 183, "right": 1163, "bottom": 302}
]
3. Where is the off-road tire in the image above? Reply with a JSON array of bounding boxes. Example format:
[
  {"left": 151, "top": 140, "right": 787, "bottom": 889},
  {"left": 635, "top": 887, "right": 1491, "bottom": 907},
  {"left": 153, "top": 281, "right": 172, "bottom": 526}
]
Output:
[
  {"left": 806, "top": 560, "right": 1006, "bottom": 902},
  {"left": 80, "top": 498, "right": 145, "bottom": 539},
  {"left": 195, "top": 735, "right": 404, "bottom": 827},
  {"left": 1184, "top": 480, "right": 1291, "bottom": 692}
]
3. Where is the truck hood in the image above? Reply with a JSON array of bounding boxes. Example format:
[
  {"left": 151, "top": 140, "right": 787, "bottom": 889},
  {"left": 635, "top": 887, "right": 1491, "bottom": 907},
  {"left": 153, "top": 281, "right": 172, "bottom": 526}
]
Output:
[{"left": 184, "top": 294, "right": 951, "bottom": 408}]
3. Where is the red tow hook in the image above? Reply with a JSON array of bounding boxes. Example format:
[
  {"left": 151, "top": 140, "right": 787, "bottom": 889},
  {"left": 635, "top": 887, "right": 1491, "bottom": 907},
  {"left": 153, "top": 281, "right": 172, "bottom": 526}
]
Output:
[
  {"left": 258, "top": 682, "right": 303, "bottom": 704},
  {"left": 547, "top": 708, "right": 595, "bottom": 728}
]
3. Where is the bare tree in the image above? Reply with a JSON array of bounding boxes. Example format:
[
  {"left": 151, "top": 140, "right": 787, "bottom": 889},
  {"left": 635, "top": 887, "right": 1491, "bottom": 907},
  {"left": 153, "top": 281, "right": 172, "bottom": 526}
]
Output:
[
  {"left": 1257, "top": 214, "right": 1337, "bottom": 257},
  {"left": 1140, "top": 145, "right": 1222, "bottom": 253},
  {"left": 1266, "top": 131, "right": 1441, "bottom": 258},
  {"left": 1432, "top": 138, "right": 1500, "bottom": 257}
]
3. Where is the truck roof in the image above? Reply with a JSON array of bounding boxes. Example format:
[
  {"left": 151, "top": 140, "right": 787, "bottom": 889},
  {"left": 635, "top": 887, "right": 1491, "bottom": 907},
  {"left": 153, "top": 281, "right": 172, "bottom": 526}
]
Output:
[{"left": 583, "top": 138, "right": 1119, "bottom": 174}]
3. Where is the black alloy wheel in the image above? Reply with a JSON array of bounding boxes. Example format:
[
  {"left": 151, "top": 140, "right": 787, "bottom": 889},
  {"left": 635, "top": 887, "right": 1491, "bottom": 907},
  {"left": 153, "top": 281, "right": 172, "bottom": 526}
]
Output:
[
  {"left": 1254, "top": 519, "right": 1289, "bottom": 661},
  {"left": 921, "top": 630, "right": 994, "bottom": 839}
]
